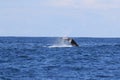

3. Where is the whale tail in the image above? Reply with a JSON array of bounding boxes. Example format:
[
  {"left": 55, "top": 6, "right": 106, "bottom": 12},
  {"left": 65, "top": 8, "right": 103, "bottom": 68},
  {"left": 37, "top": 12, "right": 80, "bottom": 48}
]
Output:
[{"left": 62, "top": 37, "right": 79, "bottom": 47}]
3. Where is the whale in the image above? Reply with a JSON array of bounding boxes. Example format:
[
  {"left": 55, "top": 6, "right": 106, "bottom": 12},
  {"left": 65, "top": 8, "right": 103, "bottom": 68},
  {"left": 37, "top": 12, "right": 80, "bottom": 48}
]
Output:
[{"left": 62, "top": 37, "right": 79, "bottom": 47}]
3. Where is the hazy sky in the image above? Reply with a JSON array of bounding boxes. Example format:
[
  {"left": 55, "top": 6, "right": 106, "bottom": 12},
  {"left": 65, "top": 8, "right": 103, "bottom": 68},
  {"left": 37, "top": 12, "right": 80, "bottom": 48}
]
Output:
[{"left": 0, "top": 0, "right": 120, "bottom": 37}]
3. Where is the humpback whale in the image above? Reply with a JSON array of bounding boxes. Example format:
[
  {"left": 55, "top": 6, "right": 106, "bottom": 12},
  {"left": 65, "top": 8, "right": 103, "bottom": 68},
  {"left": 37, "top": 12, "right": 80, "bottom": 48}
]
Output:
[{"left": 62, "top": 37, "right": 79, "bottom": 47}]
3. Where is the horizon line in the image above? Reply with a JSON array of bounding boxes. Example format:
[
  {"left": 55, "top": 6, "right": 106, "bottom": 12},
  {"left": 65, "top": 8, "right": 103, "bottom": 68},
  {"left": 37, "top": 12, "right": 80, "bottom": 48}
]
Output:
[{"left": 0, "top": 36, "right": 120, "bottom": 38}]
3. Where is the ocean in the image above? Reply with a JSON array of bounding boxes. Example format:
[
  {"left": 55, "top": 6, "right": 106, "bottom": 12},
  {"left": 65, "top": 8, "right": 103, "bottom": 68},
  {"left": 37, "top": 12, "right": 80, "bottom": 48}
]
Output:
[{"left": 0, "top": 37, "right": 120, "bottom": 80}]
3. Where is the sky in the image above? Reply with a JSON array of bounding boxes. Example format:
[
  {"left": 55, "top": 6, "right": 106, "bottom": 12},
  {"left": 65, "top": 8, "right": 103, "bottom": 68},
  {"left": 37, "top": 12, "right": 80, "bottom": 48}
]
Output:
[{"left": 0, "top": 0, "right": 120, "bottom": 37}]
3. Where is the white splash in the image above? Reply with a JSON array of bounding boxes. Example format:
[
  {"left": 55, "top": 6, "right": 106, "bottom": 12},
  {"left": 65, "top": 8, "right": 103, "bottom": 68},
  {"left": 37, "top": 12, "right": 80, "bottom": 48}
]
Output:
[
  {"left": 49, "top": 44, "right": 72, "bottom": 48},
  {"left": 48, "top": 38, "right": 72, "bottom": 48}
]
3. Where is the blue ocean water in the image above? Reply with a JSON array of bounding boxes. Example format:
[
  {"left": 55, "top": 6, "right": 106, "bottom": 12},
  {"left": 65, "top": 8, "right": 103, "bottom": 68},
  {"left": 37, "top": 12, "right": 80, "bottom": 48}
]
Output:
[{"left": 0, "top": 37, "right": 120, "bottom": 80}]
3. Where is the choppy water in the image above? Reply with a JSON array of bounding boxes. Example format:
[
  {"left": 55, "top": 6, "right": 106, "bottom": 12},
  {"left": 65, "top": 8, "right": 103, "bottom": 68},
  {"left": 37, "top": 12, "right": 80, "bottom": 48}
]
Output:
[{"left": 0, "top": 37, "right": 120, "bottom": 80}]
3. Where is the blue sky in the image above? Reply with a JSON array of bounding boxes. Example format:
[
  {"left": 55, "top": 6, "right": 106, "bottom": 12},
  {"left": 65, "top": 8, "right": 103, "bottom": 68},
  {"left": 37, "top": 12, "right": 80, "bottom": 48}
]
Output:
[{"left": 0, "top": 0, "right": 120, "bottom": 37}]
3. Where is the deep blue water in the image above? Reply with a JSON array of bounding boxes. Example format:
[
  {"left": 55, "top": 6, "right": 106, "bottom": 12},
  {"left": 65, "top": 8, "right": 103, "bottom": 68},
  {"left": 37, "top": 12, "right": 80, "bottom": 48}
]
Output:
[{"left": 0, "top": 37, "right": 120, "bottom": 80}]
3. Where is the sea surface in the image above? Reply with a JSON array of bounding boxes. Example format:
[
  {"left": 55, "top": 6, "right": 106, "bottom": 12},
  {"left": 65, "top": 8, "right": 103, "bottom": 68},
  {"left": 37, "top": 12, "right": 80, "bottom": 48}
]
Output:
[{"left": 0, "top": 37, "right": 120, "bottom": 80}]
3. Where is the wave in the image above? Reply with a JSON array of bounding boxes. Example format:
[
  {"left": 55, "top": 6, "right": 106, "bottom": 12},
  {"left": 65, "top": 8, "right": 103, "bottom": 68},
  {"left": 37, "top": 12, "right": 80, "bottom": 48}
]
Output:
[
  {"left": 95, "top": 44, "right": 120, "bottom": 47},
  {"left": 80, "top": 43, "right": 120, "bottom": 48},
  {"left": 48, "top": 44, "right": 72, "bottom": 48}
]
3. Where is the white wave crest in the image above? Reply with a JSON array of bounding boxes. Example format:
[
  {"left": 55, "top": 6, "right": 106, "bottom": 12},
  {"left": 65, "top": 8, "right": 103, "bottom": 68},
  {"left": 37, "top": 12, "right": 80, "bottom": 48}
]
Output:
[{"left": 48, "top": 44, "right": 72, "bottom": 48}]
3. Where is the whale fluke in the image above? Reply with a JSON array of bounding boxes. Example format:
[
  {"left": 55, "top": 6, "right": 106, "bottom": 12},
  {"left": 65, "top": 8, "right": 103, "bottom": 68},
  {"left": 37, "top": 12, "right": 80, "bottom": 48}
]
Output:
[{"left": 62, "top": 37, "right": 79, "bottom": 47}]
